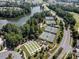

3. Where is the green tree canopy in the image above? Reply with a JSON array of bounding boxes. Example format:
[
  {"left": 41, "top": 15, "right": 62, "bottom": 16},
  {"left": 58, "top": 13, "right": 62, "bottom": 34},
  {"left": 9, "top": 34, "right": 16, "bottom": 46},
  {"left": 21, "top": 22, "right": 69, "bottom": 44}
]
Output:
[
  {"left": 2, "top": 23, "right": 21, "bottom": 34},
  {"left": 5, "top": 32, "right": 23, "bottom": 49}
]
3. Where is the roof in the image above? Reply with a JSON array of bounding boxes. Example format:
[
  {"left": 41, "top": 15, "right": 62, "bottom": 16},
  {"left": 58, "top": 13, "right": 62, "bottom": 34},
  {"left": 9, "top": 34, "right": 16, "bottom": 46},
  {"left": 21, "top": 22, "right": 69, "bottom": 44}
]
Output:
[
  {"left": 48, "top": 25, "right": 59, "bottom": 28},
  {"left": 45, "top": 26, "right": 58, "bottom": 34},
  {"left": 21, "top": 41, "right": 41, "bottom": 56},
  {"left": 0, "top": 51, "right": 22, "bottom": 59},
  {"left": 39, "top": 32, "right": 56, "bottom": 42},
  {"left": 45, "top": 17, "right": 55, "bottom": 20},
  {"left": 45, "top": 20, "right": 56, "bottom": 25}
]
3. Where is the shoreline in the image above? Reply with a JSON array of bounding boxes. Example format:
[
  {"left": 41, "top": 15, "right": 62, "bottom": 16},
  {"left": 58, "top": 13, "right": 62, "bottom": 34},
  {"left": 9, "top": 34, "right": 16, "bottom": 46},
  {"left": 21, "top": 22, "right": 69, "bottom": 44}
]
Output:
[{"left": 0, "top": 13, "right": 31, "bottom": 20}]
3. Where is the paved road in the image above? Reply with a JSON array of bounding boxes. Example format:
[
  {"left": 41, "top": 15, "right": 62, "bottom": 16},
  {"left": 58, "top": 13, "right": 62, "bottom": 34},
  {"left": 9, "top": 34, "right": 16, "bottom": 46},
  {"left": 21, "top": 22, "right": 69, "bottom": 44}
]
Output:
[
  {"left": 57, "top": 28, "right": 72, "bottom": 59},
  {"left": 48, "top": 28, "right": 72, "bottom": 59},
  {"left": 60, "top": 29, "right": 71, "bottom": 51}
]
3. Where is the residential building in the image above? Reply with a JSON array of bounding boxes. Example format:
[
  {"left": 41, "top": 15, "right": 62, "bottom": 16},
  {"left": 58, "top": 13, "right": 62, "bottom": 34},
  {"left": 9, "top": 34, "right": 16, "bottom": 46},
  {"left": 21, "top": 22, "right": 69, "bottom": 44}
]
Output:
[
  {"left": 45, "top": 26, "right": 58, "bottom": 34},
  {"left": 45, "top": 16, "right": 56, "bottom": 25},
  {"left": 21, "top": 41, "right": 41, "bottom": 57},
  {"left": 45, "top": 17, "right": 55, "bottom": 20},
  {"left": 39, "top": 32, "right": 56, "bottom": 42},
  {"left": 45, "top": 20, "right": 56, "bottom": 25}
]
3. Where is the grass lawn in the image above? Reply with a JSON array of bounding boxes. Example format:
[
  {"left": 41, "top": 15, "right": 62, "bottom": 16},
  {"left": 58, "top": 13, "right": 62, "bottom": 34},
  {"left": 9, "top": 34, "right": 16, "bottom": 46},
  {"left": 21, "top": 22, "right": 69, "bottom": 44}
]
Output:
[{"left": 69, "top": 12, "right": 79, "bottom": 31}]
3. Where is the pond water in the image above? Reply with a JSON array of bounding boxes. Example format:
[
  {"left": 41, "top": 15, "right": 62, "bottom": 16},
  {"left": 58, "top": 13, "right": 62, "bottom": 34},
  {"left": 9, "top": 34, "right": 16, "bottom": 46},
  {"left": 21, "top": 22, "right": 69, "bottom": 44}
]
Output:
[{"left": 0, "top": 6, "right": 42, "bottom": 29}]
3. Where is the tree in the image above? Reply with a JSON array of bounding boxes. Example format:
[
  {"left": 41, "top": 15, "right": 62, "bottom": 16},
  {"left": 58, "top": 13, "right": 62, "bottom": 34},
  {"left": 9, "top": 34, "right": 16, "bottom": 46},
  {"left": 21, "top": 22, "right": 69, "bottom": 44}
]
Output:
[
  {"left": 43, "top": 0, "right": 48, "bottom": 2},
  {"left": 52, "top": 55, "right": 56, "bottom": 59},
  {"left": 48, "top": 5, "right": 76, "bottom": 28},
  {"left": 34, "top": 51, "right": 38, "bottom": 57},
  {"left": 2, "top": 23, "right": 21, "bottom": 34},
  {"left": 28, "top": 56, "right": 31, "bottom": 59},
  {"left": 5, "top": 32, "right": 23, "bottom": 49},
  {"left": 2, "top": 24, "right": 23, "bottom": 49},
  {"left": 21, "top": 23, "right": 30, "bottom": 37},
  {"left": 57, "top": 31, "right": 63, "bottom": 44},
  {"left": 57, "top": 35, "right": 61, "bottom": 44},
  {"left": 59, "top": 20, "right": 64, "bottom": 31},
  {"left": 20, "top": 2, "right": 31, "bottom": 13}
]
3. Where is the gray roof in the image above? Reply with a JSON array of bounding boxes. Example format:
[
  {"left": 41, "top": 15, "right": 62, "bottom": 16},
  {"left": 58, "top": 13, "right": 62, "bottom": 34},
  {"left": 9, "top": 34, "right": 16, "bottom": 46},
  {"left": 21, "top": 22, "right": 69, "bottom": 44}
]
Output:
[
  {"left": 23, "top": 41, "right": 41, "bottom": 56},
  {"left": 45, "top": 20, "right": 56, "bottom": 25},
  {"left": 48, "top": 25, "right": 59, "bottom": 28},
  {"left": 0, "top": 51, "right": 22, "bottom": 59},
  {"left": 53, "top": 25, "right": 59, "bottom": 28},
  {"left": 39, "top": 32, "right": 56, "bottom": 42},
  {"left": 45, "top": 26, "right": 58, "bottom": 34},
  {"left": 45, "top": 17, "right": 55, "bottom": 20}
]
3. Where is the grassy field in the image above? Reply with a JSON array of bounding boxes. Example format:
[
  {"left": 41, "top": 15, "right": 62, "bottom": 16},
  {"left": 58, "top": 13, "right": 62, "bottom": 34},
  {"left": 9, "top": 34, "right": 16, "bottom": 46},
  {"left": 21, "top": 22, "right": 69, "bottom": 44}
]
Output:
[{"left": 70, "top": 12, "right": 79, "bottom": 31}]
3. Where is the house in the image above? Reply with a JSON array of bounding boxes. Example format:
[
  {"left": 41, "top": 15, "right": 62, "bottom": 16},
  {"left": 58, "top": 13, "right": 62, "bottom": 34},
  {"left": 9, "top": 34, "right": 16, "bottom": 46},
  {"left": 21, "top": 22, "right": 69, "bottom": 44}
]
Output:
[
  {"left": 45, "top": 26, "right": 58, "bottom": 34},
  {"left": 39, "top": 25, "right": 59, "bottom": 42},
  {"left": 39, "top": 32, "right": 56, "bottom": 42},
  {"left": 21, "top": 41, "right": 41, "bottom": 57},
  {"left": 45, "top": 11, "right": 56, "bottom": 25},
  {"left": 45, "top": 20, "right": 56, "bottom": 25},
  {"left": 45, "top": 16, "right": 56, "bottom": 25},
  {"left": 45, "top": 16, "right": 55, "bottom": 20}
]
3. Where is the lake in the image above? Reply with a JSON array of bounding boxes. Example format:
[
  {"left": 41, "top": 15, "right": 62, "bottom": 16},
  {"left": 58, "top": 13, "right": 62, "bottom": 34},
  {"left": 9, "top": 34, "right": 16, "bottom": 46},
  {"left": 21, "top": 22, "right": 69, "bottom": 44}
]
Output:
[{"left": 0, "top": 6, "right": 42, "bottom": 29}]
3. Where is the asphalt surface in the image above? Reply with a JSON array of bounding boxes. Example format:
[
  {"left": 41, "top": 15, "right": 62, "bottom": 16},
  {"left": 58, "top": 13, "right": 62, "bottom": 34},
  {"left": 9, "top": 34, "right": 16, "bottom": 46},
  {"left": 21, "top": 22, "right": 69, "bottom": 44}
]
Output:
[{"left": 57, "top": 28, "right": 72, "bottom": 59}]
